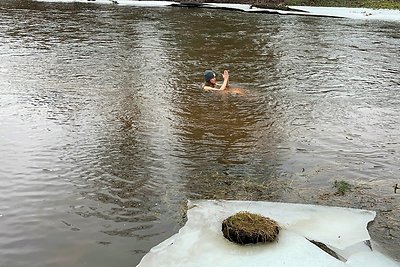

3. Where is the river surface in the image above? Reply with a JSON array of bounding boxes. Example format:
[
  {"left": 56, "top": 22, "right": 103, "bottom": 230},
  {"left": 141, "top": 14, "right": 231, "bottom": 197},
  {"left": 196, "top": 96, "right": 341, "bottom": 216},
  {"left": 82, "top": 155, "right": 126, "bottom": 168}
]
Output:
[{"left": 0, "top": 1, "right": 399, "bottom": 266}]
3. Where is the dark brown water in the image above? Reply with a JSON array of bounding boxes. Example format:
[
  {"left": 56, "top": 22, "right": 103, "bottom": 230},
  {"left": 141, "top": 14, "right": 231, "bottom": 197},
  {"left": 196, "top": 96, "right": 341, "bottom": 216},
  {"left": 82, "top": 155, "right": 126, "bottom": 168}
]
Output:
[{"left": 0, "top": 1, "right": 399, "bottom": 266}]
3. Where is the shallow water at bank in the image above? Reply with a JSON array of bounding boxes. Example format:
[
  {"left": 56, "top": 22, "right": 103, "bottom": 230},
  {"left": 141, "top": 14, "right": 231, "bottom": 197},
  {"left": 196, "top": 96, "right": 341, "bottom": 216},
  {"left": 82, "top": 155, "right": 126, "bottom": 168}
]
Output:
[{"left": 0, "top": 1, "right": 399, "bottom": 266}]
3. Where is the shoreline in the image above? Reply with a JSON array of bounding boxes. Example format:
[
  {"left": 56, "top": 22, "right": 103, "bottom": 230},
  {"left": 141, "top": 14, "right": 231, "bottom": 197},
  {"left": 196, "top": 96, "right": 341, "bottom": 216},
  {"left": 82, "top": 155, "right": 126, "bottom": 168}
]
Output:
[
  {"left": 35, "top": 0, "right": 400, "bottom": 10},
  {"left": 284, "top": 0, "right": 400, "bottom": 10},
  {"left": 35, "top": 0, "right": 400, "bottom": 21}
]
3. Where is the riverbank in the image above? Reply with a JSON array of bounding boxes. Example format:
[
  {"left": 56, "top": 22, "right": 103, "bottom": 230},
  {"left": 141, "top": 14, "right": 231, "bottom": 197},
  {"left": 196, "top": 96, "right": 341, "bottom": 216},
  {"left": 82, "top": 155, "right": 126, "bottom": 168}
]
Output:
[
  {"left": 35, "top": 0, "right": 400, "bottom": 20},
  {"left": 198, "top": 3, "right": 400, "bottom": 20},
  {"left": 285, "top": 0, "right": 400, "bottom": 9},
  {"left": 34, "top": 0, "right": 400, "bottom": 10},
  {"left": 205, "top": 0, "right": 400, "bottom": 10}
]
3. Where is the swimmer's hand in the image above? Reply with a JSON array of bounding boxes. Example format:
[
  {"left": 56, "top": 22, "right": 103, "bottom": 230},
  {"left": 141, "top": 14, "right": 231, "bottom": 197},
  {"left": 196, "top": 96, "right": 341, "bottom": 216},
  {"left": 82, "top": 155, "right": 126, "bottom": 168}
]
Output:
[
  {"left": 222, "top": 70, "right": 229, "bottom": 81},
  {"left": 220, "top": 70, "right": 229, "bottom": 90}
]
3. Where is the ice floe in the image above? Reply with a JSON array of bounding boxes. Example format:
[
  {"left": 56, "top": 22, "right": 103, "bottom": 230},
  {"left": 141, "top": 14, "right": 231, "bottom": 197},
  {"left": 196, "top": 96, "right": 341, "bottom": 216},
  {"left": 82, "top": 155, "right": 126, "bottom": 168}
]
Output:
[{"left": 137, "top": 200, "right": 399, "bottom": 267}]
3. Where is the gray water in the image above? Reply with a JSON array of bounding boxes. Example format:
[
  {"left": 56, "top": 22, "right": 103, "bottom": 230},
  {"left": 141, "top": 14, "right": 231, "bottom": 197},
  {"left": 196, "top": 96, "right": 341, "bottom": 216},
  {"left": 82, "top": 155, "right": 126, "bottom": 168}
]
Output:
[{"left": 0, "top": 1, "right": 399, "bottom": 266}]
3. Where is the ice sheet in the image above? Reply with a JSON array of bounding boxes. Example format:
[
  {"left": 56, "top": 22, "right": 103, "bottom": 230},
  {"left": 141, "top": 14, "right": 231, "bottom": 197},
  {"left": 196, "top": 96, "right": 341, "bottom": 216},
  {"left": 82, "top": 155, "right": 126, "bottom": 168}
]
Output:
[{"left": 137, "top": 200, "right": 399, "bottom": 267}]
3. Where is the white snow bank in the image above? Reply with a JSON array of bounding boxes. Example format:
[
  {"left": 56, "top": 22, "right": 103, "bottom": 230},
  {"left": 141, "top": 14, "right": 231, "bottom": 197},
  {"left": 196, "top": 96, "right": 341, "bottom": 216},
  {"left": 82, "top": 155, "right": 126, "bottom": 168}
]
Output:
[
  {"left": 289, "top": 6, "right": 400, "bottom": 21},
  {"left": 203, "top": 3, "right": 400, "bottom": 21},
  {"left": 137, "top": 200, "right": 399, "bottom": 267},
  {"left": 34, "top": 1, "right": 400, "bottom": 21}
]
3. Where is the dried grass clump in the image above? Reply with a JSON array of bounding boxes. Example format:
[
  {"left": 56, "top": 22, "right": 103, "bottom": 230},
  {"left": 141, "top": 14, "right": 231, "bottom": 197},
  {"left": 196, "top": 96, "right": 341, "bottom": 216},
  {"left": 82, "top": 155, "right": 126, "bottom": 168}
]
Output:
[{"left": 222, "top": 211, "right": 280, "bottom": 244}]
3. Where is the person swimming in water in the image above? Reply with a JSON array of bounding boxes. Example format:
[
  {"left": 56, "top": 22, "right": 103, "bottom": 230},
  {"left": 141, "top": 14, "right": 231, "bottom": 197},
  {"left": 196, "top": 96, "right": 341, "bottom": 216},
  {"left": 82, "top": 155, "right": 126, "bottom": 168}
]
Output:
[
  {"left": 202, "top": 69, "right": 230, "bottom": 91},
  {"left": 202, "top": 69, "right": 245, "bottom": 95}
]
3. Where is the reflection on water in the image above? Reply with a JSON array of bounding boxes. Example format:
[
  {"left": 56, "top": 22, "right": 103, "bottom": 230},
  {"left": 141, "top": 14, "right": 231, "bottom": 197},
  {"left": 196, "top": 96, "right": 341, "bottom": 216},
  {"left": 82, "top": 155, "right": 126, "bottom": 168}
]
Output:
[{"left": 0, "top": 1, "right": 399, "bottom": 266}]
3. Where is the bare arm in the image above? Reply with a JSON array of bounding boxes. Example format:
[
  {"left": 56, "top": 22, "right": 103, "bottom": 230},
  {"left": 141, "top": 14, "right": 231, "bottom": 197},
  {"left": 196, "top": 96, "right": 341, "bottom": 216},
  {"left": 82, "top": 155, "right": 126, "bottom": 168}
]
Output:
[{"left": 203, "top": 85, "right": 221, "bottom": 91}]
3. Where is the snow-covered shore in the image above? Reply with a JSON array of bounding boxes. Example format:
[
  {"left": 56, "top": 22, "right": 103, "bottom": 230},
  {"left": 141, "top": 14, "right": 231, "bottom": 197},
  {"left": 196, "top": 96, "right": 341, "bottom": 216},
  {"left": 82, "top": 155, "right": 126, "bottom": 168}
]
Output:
[
  {"left": 35, "top": 0, "right": 400, "bottom": 21},
  {"left": 288, "top": 6, "right": 400, "bottom": 21}
]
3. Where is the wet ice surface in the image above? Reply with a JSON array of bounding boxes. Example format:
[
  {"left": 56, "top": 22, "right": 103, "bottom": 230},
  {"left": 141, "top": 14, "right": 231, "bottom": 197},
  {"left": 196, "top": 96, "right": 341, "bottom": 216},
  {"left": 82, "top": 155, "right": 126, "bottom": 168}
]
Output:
[{"left": 137, "top": 200, "right": 399, "bottom": 267}]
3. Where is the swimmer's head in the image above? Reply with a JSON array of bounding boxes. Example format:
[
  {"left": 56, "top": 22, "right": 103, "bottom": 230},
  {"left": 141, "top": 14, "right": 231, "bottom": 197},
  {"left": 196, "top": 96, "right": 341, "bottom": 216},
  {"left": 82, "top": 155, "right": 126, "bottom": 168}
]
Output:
[{"left": 204, "top": 70, "right": 216, "bottom": 82}]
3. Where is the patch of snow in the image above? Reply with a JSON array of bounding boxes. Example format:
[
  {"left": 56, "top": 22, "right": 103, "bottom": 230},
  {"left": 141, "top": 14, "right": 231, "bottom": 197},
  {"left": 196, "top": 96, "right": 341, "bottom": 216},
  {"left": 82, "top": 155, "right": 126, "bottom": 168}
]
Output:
[
  {"left": 289, "top": 6, "right": 400, "bottom": 21},
  {"left": 34, "top": 1, "right": 400, "bottom": 21}
]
